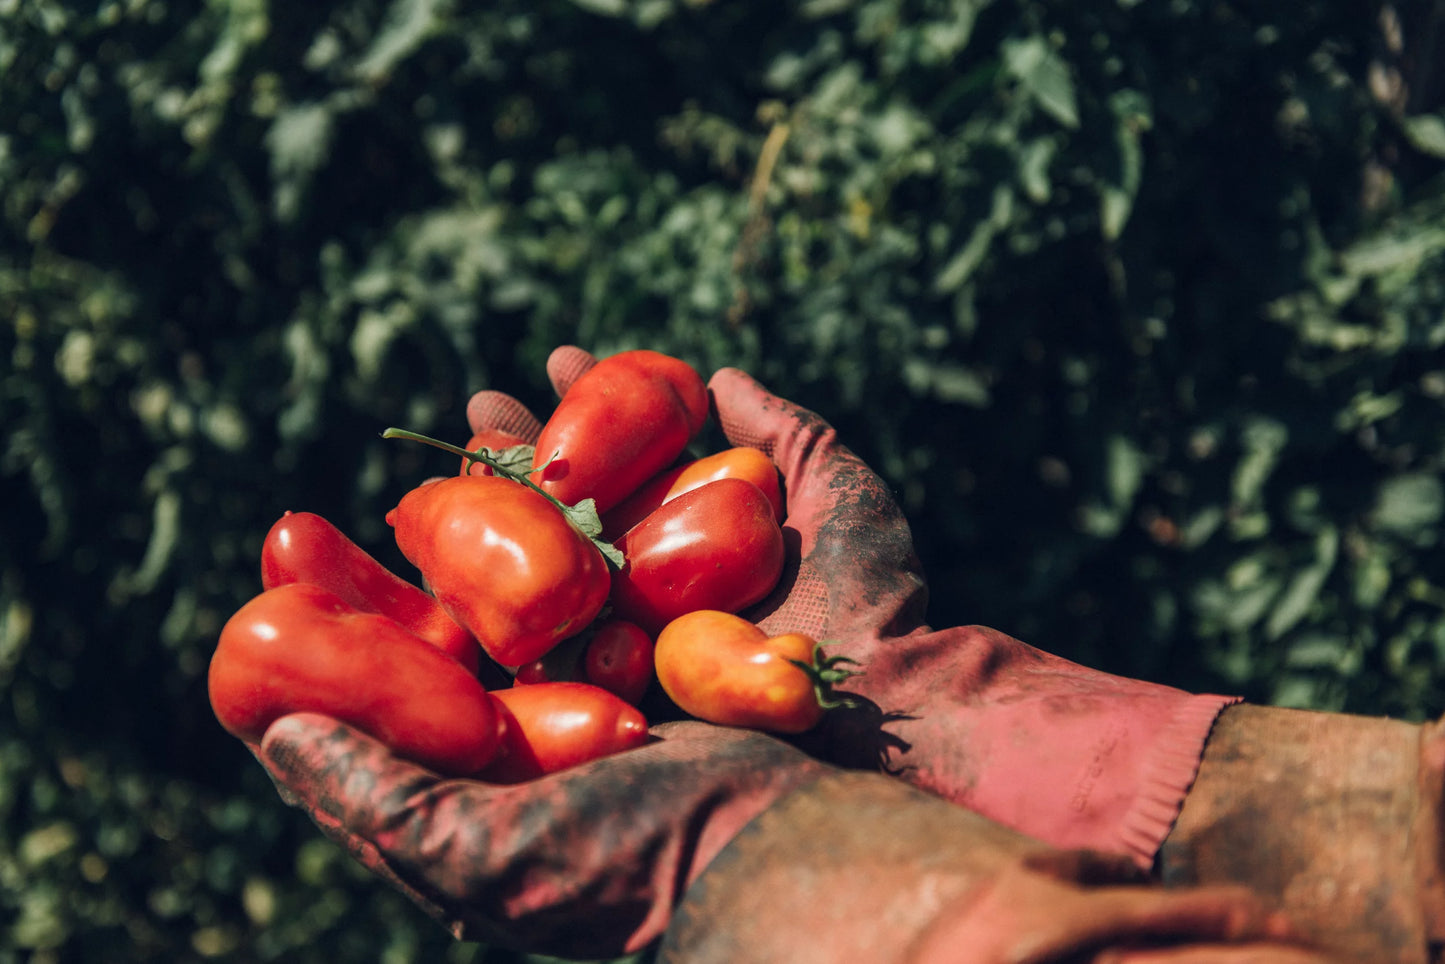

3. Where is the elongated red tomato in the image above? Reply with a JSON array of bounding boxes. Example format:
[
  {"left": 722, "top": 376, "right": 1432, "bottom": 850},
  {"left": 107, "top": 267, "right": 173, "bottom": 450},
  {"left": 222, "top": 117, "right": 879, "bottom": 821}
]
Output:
[
  {"left": 531, "top": 349, "right": 708, "bottom": 513},
  {"left": 260, "top": 511, "right": 480, "bottom": 674},
  {"left": 208, "top": 583, "right": 505, "bottom": 775},
  {"left": 479, "top": 682, "right": 650, "bottom": 783},
  {"left": 387, "top": 475, "right": 610, "bottom": 667},
  {"left": 610, "top": 477, "right": 784, "bottom": 634},
  {"left": 600, "top": 446, "right": 784, "bottom": 540},
  {"left": 654, "top": 610, "right": 823, "bottom": 734}
]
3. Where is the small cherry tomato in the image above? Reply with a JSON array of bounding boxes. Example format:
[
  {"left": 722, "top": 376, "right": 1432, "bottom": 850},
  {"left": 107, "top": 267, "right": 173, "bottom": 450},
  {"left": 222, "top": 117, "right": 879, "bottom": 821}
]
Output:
[
  {"left": 387, "top": 475, "right": 610, "bottom": 667},
  {"left": 531, "top": 349, "right": 709, "bottom": 513},
  {"left": 480, "top": 682, "right": 650, "bottom": 783},
  {"left": 208, "top": 583, "right": 505, "bottom": 775},
  {"left": 260, "top": 510, "right": 480, "bottom": 675},
  {"left": 513, "top": 632, "right": 588, "bottom": 685},
  {"left": 610, "top": 478, "right": 784, "bottom": 634},
  {"left": 582, "top": 619, "right": 655, "bottom": 705},
  {"left": 601, "top": 446, "right": 784, "bottom": 540},
  {"left": 655, "top": 610, "right": 829, "bottom": 735}
]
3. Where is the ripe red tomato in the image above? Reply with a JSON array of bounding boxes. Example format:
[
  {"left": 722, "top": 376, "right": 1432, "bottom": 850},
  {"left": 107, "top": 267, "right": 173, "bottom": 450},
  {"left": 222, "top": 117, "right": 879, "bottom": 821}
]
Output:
[
  {"left": 208, "top": 583, "right": 505, "bottom": 775},
  {"left": 610, "top": 477, "right": 785, "bottom": 634},
  {"left": 531, "top": 349, "right": 708, "bottom": 513},
  {"left": 601, "top": 446, "right": 784, "bottom": 540},
  {"left": 260, "top": 510, "right": 480, "bottom": 675},
  {"left": 480, "top": 682, "right": 650, "bottom": 783},
  {"left": 654, "top": 610, "right": 824, "bottom": 734},
  {"left": 582, "top": 619, "right": 654, "bottom": 705},
  {"left": 387, "top": 475, "right": 610, "bottom": 667}
]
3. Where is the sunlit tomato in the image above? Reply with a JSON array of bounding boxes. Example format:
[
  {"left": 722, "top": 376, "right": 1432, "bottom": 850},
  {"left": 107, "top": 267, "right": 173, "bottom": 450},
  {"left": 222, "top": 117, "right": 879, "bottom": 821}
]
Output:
[
  {"left": 582, "top": 619, "right": 654, "bottom": 705},
  {"left": 259, "top": 511, "right": 480, "bottom": 675},
  {"left": 387, "top": 475, "right": 610, "bottom": 666},
  {"left": 654, "top": 610, "right": 824, "bottom": 735},
  {"left": 479, "top": 682, "right": 650, "bottom": 783},
  {"left": 601, "top": 446, "right": 784, "bottom": 540},
  {"left": 531, "top": 349, "right": 708, "bottom": 513},
  {"left": 610, "top": 478, "right": 784, "bottom": 634},
  {"left": 208, "top": 583, "right": 505, "bottom": 775}
]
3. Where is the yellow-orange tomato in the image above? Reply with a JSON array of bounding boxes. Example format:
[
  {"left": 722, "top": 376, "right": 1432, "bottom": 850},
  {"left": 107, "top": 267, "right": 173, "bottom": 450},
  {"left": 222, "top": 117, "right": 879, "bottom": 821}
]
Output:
[{"left": 654, "top": 610, "right": 823, "bottom": 734}]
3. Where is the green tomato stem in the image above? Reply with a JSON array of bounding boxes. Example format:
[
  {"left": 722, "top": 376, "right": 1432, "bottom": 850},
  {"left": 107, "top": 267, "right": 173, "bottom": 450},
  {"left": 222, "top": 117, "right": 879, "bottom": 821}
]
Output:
[
  {"left": 381, "top": 427, "right": 566, "bottom": 512},
  {"left": 381, "top": 427, "right": 624, "bottom": 568}
]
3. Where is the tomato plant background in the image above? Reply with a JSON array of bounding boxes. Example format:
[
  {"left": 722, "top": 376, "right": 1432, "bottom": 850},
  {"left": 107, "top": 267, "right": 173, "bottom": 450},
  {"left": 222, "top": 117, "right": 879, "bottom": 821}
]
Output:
[{"left": 3, "top": 1, "right": 1444, "bottom": 961}]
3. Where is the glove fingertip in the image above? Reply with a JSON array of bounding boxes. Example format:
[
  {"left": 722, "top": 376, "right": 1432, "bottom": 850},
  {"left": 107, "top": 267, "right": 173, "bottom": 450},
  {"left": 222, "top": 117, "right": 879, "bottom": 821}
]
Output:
[
  {"left": 466, "top": 390, "right": 543, "bottom": 442},
  {"left": 706, "top": 368, "right": 785, "bottom": 452},
  {"left": 546, "top": 345, "right": 598, "bottom": 398}
]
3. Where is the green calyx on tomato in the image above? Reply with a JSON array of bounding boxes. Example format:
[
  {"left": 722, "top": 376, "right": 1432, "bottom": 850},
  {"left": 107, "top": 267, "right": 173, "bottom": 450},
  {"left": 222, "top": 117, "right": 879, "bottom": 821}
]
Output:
[
  {"left": 381, "top": 426, "right": 624, "bottom": 568},
  {"left": 787, "top": 640, "right": 863, "bottom": 712}
]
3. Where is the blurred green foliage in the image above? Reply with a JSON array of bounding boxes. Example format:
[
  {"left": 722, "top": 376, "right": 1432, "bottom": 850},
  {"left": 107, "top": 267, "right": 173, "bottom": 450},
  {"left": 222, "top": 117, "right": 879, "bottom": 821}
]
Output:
[{"left": 4, "top": 0, "right": 1445, "bottom": 960}]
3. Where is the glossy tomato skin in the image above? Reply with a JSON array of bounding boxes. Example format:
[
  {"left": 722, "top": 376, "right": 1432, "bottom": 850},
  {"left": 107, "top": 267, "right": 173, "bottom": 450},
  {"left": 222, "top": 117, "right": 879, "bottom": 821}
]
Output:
[
  {"left": 531, "top": 350, "right": 708, "bottom": 514},
  {"left": 654, "top": 610, "right": 823, "bottom": 734},
  {"left": 479, "top": 682, "right": 650, "bottom": 783},
  {"left": 387, "top": 475, "right": 610, "bottom": 667},
  {"left": 610, "top": 477, "right": 784, "bottom": 634},
  {"left": 459, "top": 429, "right": 531, "bottom": 477},
  {"left": 600, "top": 446, "right": 784, "bottom": 541},
  {"left": 582, "top": 619, "right": 654, "bottom": 705},
  {"left": 208, "top": 583, "right": 505, "bottom": 775},
  {"left": 260, "top": 511, "right": 480, "bottom": 675}
]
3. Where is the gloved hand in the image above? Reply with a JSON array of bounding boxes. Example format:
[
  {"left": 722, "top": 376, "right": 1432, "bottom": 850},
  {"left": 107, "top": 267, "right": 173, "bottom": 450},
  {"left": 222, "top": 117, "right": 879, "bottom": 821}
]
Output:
[
  {"left": 258, "top": 714, "right": 1329, "bottom": 962},
  {"left": 257, "top": 716, "right": 827, "bottom": 957},
  {"left": 689, "top": 357, "right": 1233, "bottom": 867},
  {"left": 465, "top": 346, "right": 1230, "bottom": 866},
  {"left": 699, "top": 355, "right": 1442, "bottom": 962}
]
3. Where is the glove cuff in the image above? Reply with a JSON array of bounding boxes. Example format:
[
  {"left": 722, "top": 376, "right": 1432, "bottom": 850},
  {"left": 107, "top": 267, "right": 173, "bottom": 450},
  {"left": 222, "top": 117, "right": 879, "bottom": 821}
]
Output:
[{"left": 1118, "top": 691, "right": 1242, "bottom": 866}]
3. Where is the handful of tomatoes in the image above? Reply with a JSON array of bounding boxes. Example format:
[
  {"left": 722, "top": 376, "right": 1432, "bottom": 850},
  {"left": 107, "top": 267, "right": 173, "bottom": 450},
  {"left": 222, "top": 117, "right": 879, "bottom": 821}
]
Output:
[{"left": 208, "top": 350, "right": 858, "bottom": 781}]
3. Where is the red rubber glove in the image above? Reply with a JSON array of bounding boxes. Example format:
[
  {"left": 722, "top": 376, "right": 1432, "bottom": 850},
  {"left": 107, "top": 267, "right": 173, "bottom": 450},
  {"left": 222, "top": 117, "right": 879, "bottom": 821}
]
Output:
[{"left": 257, "top": 717, "right": 829, "bottom": 957}]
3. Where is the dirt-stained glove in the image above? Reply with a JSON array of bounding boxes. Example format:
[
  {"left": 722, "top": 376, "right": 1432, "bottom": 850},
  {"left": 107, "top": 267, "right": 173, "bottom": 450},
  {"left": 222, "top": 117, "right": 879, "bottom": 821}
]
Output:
[
  {"left": 258, "top": 714, "right": 1330, "bottom": 963},
  {"left": 259, "top": 716, "right": 829, "bottom": 957},
  {"left": 700, "top": 360, "right": 1236, "bottom": 867}
]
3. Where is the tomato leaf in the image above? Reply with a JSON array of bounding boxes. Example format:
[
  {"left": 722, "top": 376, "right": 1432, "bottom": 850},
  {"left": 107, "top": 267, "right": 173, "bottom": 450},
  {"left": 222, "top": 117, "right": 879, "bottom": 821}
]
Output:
[
  {"left": 562, "top": 498, "right": 626, "bottom": 567},
  {"left": 477, "top": 442, "right": 536, "bottom": 474}
]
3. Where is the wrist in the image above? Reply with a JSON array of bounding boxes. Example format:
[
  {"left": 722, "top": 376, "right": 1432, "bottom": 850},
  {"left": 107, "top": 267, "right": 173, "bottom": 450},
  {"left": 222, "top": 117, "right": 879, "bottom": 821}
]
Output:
[{"left": 1159, "top": 703, "right": 1431, "bottom": 962}]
